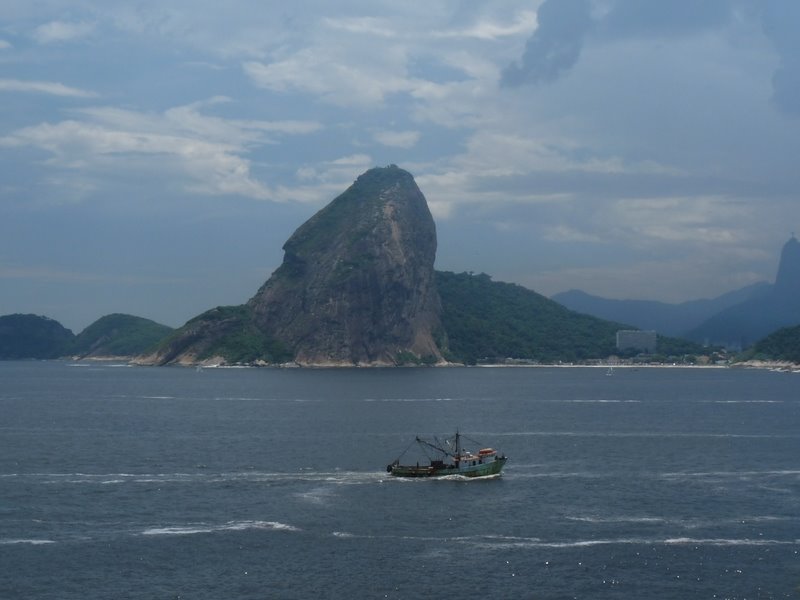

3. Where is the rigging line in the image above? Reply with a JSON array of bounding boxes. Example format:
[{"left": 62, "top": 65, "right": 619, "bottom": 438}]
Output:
[
  {"left": 461, "top": 434, "right": 487, "bottom": 449},
  {"left": 394, "top": 438, "right": 417, "bottom": 462}
]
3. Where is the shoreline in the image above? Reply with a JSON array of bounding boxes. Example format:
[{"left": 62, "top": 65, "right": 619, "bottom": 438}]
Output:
[{"left": 60, "top": 356, "right": 800, "bottom": 372}]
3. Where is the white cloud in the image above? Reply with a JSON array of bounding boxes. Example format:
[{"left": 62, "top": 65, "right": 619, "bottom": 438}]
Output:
[
  {"left": 372, "top": 129, "right": 420, "bottom": 149},
  {"left": 0, "top": 40, "right": 11, "bottom": 49},
  {"left": 0, "top": 100, "right": 322, "bottom": 201},
  {"left": 0, "top": 79, "right": 97, "bottom": 98},
  {"left": 243, "top": 49, "right": 425, "bottom": 108},
  {"left": 433, "top": 10, "right": 538, "bottom": 40},
  {"left": 33, "top": 20, "right": 94, "bottom": 44},
  {"left": 322, "top": 16, "right": 398, "bottom": 38}
]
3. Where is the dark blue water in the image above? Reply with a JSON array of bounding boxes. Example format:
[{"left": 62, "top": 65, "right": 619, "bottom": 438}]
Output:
[{"left": 1, "top": 362, "right": 798, "bottom": 599}]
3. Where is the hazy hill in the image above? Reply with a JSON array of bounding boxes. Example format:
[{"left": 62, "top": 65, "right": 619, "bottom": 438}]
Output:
[
  {"left": 73, "top": 313, "right": 173, "bottom": 358},
  {"left": 438, "top": 272, "right": 625, "bottom": 363},
  {"left": 743, "top": 324, "right": 800, "bottom": 363},
  {"left": 552, "top": 282, "right": 769, "bottom": 338},
  {"left": 687, "top": 236, "right": 800, "bottom": 347},
  {"left": 552, "top": 236, "right": 800, "bottom": 349},
  {"left": 0, "top": 314, "right": 75, "bottom": 359},
  {"left": 438, "top": 272, "right": 703, "bottom": 364}
]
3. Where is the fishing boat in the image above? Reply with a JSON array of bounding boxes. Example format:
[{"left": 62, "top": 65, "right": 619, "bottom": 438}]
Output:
[{"left": 386, "top": 431, "right": 507, "bottom": 478}]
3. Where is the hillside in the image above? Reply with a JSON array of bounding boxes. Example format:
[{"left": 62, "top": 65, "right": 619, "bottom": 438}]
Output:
[
  {"left": 0, "top": 314, "right": 75, "bottom": 359},
  {"left": 438, "top": 271, "right": 628, "bottom": 364},
  {"left": 73, "top": 313, "right": 173, "bottom": 358},
  {"left": 741, "top": 325, "right": 800, "bottom": 364}
]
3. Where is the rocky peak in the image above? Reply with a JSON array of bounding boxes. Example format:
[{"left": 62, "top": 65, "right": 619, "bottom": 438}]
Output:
[
  {"left": 775, "top": 234, "right": 800, "bottom": 297},
  {"left": 247, "top": 165, "right": 444, "bottom": 365}
]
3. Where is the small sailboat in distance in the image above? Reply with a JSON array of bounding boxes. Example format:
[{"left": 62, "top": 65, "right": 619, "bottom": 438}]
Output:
[{"left": 386, "top": 431, "right": 507, "bottom": 478}]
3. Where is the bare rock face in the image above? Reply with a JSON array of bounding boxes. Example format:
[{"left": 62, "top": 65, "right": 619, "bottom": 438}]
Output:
[
  {"left": 139, "top": 165, "right": 445, "bottom": 366},
  {"left": 248, "top": 165, "right": 444, "bottom": 365}
]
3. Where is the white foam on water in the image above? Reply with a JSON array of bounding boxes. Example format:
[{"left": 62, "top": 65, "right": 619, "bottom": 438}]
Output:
[
  {"left": 704, "top": 400, "right": 783, "bottom": 404},
  {"left": 332, "top": 531, "right": 355, "bottom": 538},
  {"left": 0, "top": 539, "right": 56, "bottom": 545},
  {"left": 464, "top": 536, "right": 797, "bottom": 550},
  {"left": 565, "top": 516, "right": 665, "bottom": 524},
  {"left": 661, "top": 469, "right": 800, "bottom": 481},
  {"left": 559, "top": 399, "right": 641, "bottom": 404},
  {"left": 664, "top": 537, "right": 794, "bottom": 546},
  {"left": 363, "top": 397, "right": 456, "bottom": 402},
  {"left": 295, "top": 486, "right": 336, "bottom": 505},
  {"left": 223, "top": 520, "right": 300, "bottom": 532},
  {"left": 141, "top": 525, "right": 213, "bottom": 536},
  {"left": 141, "top": 520, "right": 300, "bottom": 537}
]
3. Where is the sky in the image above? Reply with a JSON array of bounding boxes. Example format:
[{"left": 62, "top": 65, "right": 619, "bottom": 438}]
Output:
[{"left": 2, "top": 1, "right": 800, "bottom": 332}]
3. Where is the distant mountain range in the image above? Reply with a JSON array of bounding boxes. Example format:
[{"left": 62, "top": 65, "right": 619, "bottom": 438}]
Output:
[
  {"left": 552, "top": 282, "right": 769, "bottom": 338},
  {"left": 553, "top": 236, "right": 800, "bottom": 349}
]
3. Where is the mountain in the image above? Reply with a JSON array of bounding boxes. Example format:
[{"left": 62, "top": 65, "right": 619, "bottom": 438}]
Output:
[
  {"left": 687, "top": 236, "right": 800, "bottom": 347},
  {"left": 73, "top": 314, "right": 173, "bottom": 358},
  {"left": 743, "top": 324, "right": 800, "bottom": 363},
  {"left": 142, "top": 165, "right": 444, "bottom": 366},
  {"left": 0, "top": 314, "right": 75, "bottom": 359},
  {"left": 552, "top": 282, "right": 769, "bottom": 337},
  {"left": 437, "top": 272, "right": 704, "bottom": 364},
  {"left": 438, "top": 272, "right": 625, "bottom": 363},
  {"left": 140, "top": 165, "right": 706, "bottom": 367}
]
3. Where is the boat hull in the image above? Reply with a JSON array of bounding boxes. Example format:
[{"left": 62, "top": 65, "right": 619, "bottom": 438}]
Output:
[{"left": 389, "top": 457, "right": 506, "bottom": 478}]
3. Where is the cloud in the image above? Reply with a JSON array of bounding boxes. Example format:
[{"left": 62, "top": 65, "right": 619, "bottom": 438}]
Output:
[
  {"left": 0, "top": 263, "right": 187, "bottom": 285},
  {"left": 0, "top": 79, "right": 97, "bottom": 98},
  {"left": 762, "top": 0, "right": 800, "bottom": 116},
  {"left": 322, "top": 16, "right": 398, "bottom": 38},
  {"left": 33, "top": 20, "right": 94, "bottom": 44},
  {"left": 243, "top": 49, "right": 424, "bottom": 107},
  {"left": 502, "top": 0, "right": 593, "bottom": 86},
  {"left": 0, "top": 40, "right": 11, "bottom": 49},
  {"left": 372, "top": 129, "right": 420, "bottom": 148},
  {"left": 500, "top": 0, "right": 800, "bottom": 127},
  {"left": 433, "top": 11, "right": 538, "bottom": 40},
  {"left": 600, "top": 0, "right": 733, "bottom": 38},
  {"left": 0, "top": 100, "right": 321, "bottom": 201}
]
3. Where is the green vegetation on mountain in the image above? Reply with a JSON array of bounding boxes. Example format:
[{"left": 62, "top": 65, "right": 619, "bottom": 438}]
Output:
[
  {"left": 436, "top": 272, "right": 624, "bottom": 364},
  {"left": 741, "top": 324, "right": 800, "bottom": 363},
  {"left": 152, "top": 305, "right": 292, "bottom": 365},
  {"left": 0, "top": 314, "right": 75, "bottom": 359},
  {"left": 437, "top": 272, "right": 707, "bottom": 365},
  {"left": 73, "top": 313, "right": 173, "bottom": 358}
]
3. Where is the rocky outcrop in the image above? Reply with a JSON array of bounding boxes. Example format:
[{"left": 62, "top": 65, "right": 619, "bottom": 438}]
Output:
[
  {"left": 140, "top": 165, "right": 445, "bottom": 366},
  {"left": 247, "top": 165, "right": 444, "bottom": 365}
]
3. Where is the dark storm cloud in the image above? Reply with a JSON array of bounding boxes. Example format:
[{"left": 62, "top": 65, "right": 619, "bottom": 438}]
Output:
[
  {"left": 762, "top": 0, "right": 800, "bottom": 116},
  {"left": 501, "top": 0, "right": 592, "bottom": 86},
  {"left": 502, "top": 0, "right": 798, "bottom": 96},
  {"left": 501, "top": 0, "right": 735, "bottom": 88}
]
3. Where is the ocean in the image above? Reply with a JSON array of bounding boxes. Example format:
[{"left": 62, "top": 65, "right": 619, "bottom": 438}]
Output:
[{"left": 1, "top": 361, "right": 798, "bottom": 599}]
